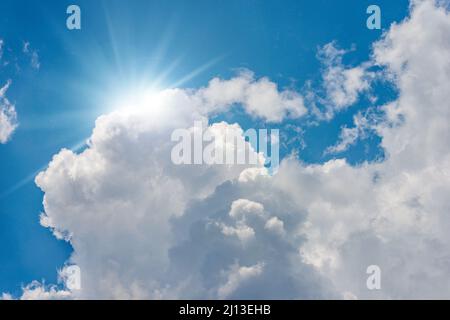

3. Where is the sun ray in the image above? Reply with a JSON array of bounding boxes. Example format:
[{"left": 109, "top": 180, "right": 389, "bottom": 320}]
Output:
[
  {"left": 0, "top": 138, "right": 88, "bottom": 200},
  {"left": 169, "top": 54, "right": 228, "bottom": 88}
]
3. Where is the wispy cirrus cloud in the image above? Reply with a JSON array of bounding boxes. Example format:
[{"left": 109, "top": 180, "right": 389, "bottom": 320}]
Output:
[
  {"left": 23, "top": 41, "right": 40, "bottom": 70},
  {"left": 0, "top": 39, "right": 42, "bottom": 144},
  {"left": 0, "top": 79, "right": 17, "bottom": 144}
]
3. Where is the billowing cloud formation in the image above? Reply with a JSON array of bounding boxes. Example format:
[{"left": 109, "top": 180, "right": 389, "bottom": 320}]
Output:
[
  {"left": 300, "top": 0, "right": 450, "bottom": 298},
  {"left": 33, "top": 88, "right": 267, "bottom": 299},
  {"left": 18, "top": 282, "right": 71, "bottom": 300},
  {"left": 197, "top": 70, "right": 307, "bottom": 122},
  {"left": 9, "top": 0, "right": 450, "bottom": 299},
  {"left": 0, "top": 80, "right": 17, "bottom": 144}
]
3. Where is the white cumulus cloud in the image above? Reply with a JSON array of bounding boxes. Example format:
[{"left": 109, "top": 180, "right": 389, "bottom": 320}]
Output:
[
  {"left": 197, "top": 70, "right": 307, "bottom": 122},
  {"left": 4, "top": 0, "right": 450, "bottom": 300}
]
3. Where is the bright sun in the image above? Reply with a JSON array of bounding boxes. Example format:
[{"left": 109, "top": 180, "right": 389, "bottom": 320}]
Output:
[{"left": 113, "top": 88, "right": 165, "bottom": 116}]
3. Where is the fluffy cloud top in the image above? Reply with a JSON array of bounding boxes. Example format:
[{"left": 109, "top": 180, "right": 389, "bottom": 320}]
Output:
[
  {"left": 6, "top": 0, "right": 450, "bottom": 300},
  {"left": 197, "top": 70, "right": 307, "bottom": 122},
  {"left": 217, "top": 262, "right": 265, "bottom": 299}
]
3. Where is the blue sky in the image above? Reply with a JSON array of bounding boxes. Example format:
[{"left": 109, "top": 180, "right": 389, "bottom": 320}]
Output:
[{"left": 0, "top": 0, "right": 411, "bottom": 297}]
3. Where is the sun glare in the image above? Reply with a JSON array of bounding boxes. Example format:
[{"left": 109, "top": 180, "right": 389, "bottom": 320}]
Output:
[{"left": 113, "top": 87, "right": 164, "bottom": 116}]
